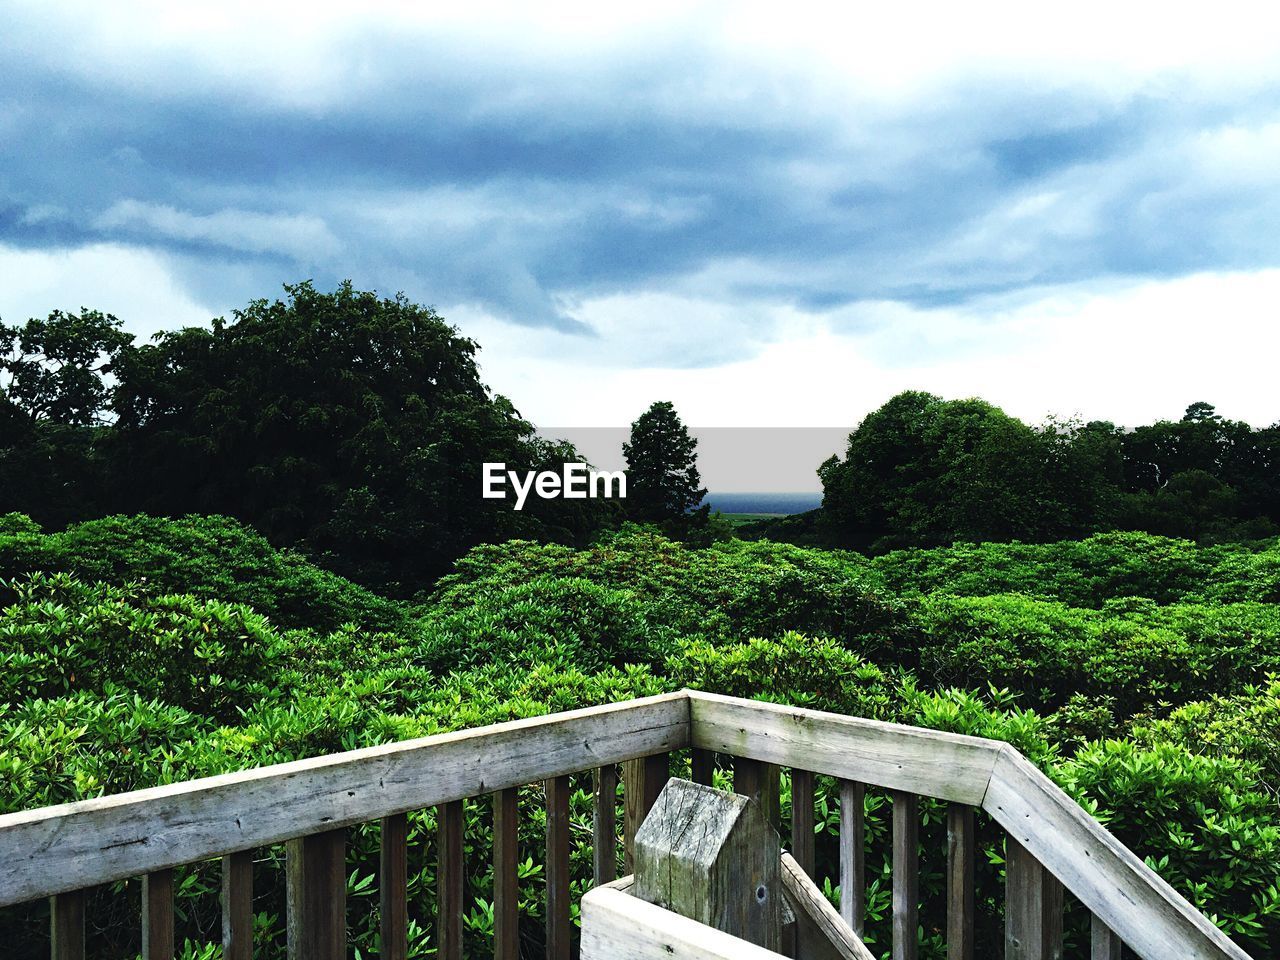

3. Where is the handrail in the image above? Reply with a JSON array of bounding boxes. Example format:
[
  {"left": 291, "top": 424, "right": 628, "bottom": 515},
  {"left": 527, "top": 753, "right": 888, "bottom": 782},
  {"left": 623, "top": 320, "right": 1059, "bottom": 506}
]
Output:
[
  {"left": 0, "top": 690, "right": 1258, "bottom": 960},
  {"left": 686, "top": 691, "right": 1253, "bottom": 960},
  {"left": 0, "top": 691, "right": 689, "bottom": 907}
]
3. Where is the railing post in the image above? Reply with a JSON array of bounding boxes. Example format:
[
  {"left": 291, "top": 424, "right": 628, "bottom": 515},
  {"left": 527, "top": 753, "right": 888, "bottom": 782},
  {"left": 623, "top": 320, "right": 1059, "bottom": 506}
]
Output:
[
  {"left": 380, "top": 814, "right": 408, "bottom": 960},
  {"left": 892, "top": 790, "right": 919, "bottom": 960},
  {"left": 1005, "top": 837, "right": 1063, "bottom": 960},
  {"left": 546, "top": 776, "right": 572, "bottom": 960},
  {"left": 493, "top": 788, "right": 520, "bottom": 960},
  {"left": 1091, "top": 915, "right": 1123, "bottom": 960},
  {"left": 947, "top": 804, "right": 974, "bottom": 960},
  {"left": 840, "top": 779, "right": 866, "bottom": 936},
  {"left": 623, "top": 753, "right": 669, "bottom": 872},
  {"left": 286, "top": 830, "right": 346, "bottom": 960},
  {"left": 50, "top": 889, "right": 86, "bottom": 960},
  {"left": 143, "top": 869, "right": 174, "bottom": 960},
  {"left": 222, "top": 852, "right": 253, "bottom": 960},
  {"left": 438, "top": 801, "right": 464, "bottom": 960},
  {"left": 791, "top": 769, "right": 816, "bottom": 877},
  {"left": 691, "top": 748, "right": 715, "bottom": 786},
  {"left": 593, "top": 765, "right": 617, "bottom": 886},
  {"left": 733, "top": 756, "right": 780, "bottom": 832}
]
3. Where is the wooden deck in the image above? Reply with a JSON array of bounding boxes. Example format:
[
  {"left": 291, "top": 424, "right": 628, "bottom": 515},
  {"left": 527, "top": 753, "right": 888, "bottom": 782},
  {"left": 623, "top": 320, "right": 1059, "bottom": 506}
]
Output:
[{"left": 0, "top": 690, "right": 1256, "bottom": 960}]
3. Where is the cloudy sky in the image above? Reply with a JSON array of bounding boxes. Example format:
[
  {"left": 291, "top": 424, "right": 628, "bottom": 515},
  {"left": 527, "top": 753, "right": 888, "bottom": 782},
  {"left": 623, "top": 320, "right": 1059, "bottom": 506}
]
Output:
[{"left": 4, "top": 1, "right": 1280, "bottom": 440}]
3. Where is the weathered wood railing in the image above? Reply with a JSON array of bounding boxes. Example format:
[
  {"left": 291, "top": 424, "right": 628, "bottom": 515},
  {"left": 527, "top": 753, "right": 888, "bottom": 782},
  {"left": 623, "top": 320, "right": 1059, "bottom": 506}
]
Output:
[{"left": 0, "top": 690, "right": 1257, "bottom": 960}]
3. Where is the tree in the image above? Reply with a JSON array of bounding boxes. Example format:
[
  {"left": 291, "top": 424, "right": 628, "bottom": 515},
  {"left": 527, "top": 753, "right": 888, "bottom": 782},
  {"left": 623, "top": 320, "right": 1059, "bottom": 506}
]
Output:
[
  {"left": 819, "top": 391, "right": 1083, "bottom": 551},
  {"left": 109, "top": 281, "right": 611, "bottom": 591},
  {"left": 0, "top": 309, "right": 131, "bottom": 525},
  {"left": 0, "top": 308, "right": 132, "bottom": 426},
  {"left": 623, "top": 401, "right": 707, "bottom": 531}
]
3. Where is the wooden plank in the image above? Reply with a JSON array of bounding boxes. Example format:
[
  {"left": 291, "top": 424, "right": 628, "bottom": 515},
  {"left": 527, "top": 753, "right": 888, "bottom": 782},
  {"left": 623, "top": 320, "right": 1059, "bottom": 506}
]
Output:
[
  {"left": 790, "top": 769, "right": 815, "bottom": 877},
  {"left": 780, "top": 852, "right": 876, "bottom": 960},
  {"left": 689, "top": 692, "right": 1001, "bottom": 805},
  {"left": 493, "top": 788, "right": 520, "bottom": 960},
  {"left": 623, "top": 753, "right": 670, "bottom": 872},
  {"left": 691, "top": 748, "right": 715, "bottom": 786},
  {"left": 142, "top": 868, "right": 174, "bottom": 960},
  {"left": 593, "top": 765, "right": 618, "bottom": 886},
  {"left": 546, "top": 776, "right": 572, "bottom": 960},
  {"left": 438, "top": 800, "right": 464, "bottom": 960},
  {"left": 891, "top": 791, "right": 918, "bottom": 960},
  {"left": 1091, "top": 915, "right": 1124, "bottom": 960},
  {"left": 1005, "top": 837, "right": 1063, "bottom": 960},
  {"left": 50, "top": 889, "right": 85, "bottom": 960},
  {"left": 380, "top": 814, "right": 408, "bottom": 960},
  {"left": 0, "top": 691, "right": 690, "bottom": 907},
  {"left": 946, "top": 804, "right": 974, "bottom": 960},
  {"left": 839, "top": 780, "right": 866, "bottom": 936},
  {"left": 633, "top": 779, "right": 781, "bottom": 951},
  {"left": 222, "top": 851, "right": 253, "bottom": 960},
  {"left": 984, "top": 746, "right": 1251, "bottom": 960},
  {"left": 286, "top": 830, "right": 346, "bottom": 960},
  {"left": 734, "top": 757, "right": 780, "bottom": 831},
  {"left": 581, "top": 886, "right": 790, "bottom": 960}
]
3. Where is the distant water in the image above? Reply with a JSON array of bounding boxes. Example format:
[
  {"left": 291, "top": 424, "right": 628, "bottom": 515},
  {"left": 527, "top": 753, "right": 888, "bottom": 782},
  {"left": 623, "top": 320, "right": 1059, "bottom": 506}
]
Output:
[{"left": 702, "top": 492, "right": 822, "bottom": 515}]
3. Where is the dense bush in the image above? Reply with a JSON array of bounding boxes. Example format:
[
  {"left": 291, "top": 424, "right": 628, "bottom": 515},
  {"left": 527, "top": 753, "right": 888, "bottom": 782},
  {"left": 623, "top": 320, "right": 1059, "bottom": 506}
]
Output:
[
  {"left": 0, "top": 574, "right": 283, "bottom": 721},
  {"left": 3, "top": 521, "right": 1280, "bottom": 956},
  {"left": 0, "top": 513, "right": 405, "bottom": 632}
]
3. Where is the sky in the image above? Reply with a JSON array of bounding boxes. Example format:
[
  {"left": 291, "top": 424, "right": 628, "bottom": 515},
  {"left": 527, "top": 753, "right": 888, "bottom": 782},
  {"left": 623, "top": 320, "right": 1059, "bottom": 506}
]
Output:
[{"left": 4, "top": 1, "right": 1280, "bottom": 451}]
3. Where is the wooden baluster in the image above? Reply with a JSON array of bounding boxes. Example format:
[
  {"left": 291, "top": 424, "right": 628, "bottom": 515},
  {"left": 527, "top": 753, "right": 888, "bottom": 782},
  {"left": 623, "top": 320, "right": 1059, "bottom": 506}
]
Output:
[
  {"left": 947, "top": 804, "right": 974, "bottom": 960},
  {"left": 839, "top": 779, "right": 866, "bottom": 936},
  {"left": 691, "top": 748, "right": 715, "bottom": 786},
  {"left": 1005, "top": 837, "right": 1063, "bottom": 960},
  {"left": 593, "top": 765, "right": 618, "bottom": 886},
  {"left": 546, "top": 775, "right": 572, "bottom": 960},
  {"left": 438, "top": 800, "right": 465, "bottom": 960},
  {"left": 50, "top": 889, "right": 85, "bottom": 960},
  {"left": 733, "top": 756, "right": 780, "bottom": 832},
  {"left": 892, "top": 790, "right": 919, "bottom": 960},
  {"left": 286, "top": 830, "right": 346, "bottom": 960},
  {"left": 1091, "top": 915, "right": 1123, "bottom": 960},
  {"left": 380, "top": 814, "right": 408, "bottom": 960},
  {"left": 791, "top": 768, "right": 816, "bottom": 877},
  {"left": 493, "top": 788, "right": 520, "bottom": 960},
  {"left": 623, "top": 753, "right": 670, "bottom": 872},
  {"left": 222, "top": 852, "right": 253, "bottom": 960},
  {"left": 143, "top": 869, "right": 174, "bottom": 960}
]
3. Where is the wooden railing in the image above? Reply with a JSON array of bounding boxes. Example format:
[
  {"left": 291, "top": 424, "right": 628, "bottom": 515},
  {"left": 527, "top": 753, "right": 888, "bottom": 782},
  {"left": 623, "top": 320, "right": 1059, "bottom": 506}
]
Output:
[{"left": 0, "top": 690, "right": 1257, "bottom": 960}]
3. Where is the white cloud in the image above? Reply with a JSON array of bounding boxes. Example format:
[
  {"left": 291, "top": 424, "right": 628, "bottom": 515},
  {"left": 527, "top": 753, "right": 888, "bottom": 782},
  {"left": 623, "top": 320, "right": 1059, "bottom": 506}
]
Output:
[
  {"left": 93, "top": 200, "right": 341, "bottom": 262},
  {"left": 463, "top": 269, "right": 1280, "bottom": 430},
  {"left": 0, "top": 242, "right": 213, "bottom": 337}
]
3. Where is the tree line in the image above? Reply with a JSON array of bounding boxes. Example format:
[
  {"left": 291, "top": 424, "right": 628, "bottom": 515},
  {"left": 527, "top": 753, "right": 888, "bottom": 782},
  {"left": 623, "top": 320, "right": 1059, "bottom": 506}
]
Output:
[
  {"left": 0, "top": 283, "right": 706, "bottom": 593},
  {"left": 5, "top": 281, "right": 1276, "bottom": 589},
  {"left": 815, "top": 390, "right": 1280, "bottom": 552}
]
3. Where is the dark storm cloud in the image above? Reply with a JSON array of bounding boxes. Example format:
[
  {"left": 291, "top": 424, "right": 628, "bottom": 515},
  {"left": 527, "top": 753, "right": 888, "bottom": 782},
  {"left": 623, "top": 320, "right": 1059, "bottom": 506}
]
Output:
[{"left": 4, "top": 20, "right": 1280, "bottom": 357}]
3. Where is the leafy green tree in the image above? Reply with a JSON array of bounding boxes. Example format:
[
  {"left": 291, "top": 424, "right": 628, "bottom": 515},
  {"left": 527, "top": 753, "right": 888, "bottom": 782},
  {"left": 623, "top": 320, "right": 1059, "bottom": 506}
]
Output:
[
  {"left": 109, "top": 281, "right": 609, "bottom": 591},
  {"left": 622, "top": 401, "right": 707, "bottom": 532},
  {"left": 819, "top": 391, "right": 1075, "bottom": 551},
  {"left": 0, "top": 308, "right": 132, "bottom": 426},
  {"left": 0, "top": 309, "right": 131, "bottom": 526}
]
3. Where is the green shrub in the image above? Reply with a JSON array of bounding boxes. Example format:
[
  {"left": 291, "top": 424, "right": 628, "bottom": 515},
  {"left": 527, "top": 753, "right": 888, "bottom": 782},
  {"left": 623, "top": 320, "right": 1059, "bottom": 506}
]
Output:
[
  {"left": 0, "top": 514, "right": 405, "bottom": 632},
  {"left": 873, "top": 531, "right": 1212, "bottom": 606},
  {"left": 0, "top": 574, "right": 284, "bottom": 721}
]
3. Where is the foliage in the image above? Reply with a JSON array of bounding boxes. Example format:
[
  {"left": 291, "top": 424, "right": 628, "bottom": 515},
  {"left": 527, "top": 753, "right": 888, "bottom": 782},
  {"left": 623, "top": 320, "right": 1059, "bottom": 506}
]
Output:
[
  {"left": 622, "top": 400, "right": 707, "bottom": 533},
  {"left": 0, "top": 574, "right": 282, "bottom": 722},
  {"left": 106, "top": 281, "right": 613, "bottom": 592},
  {"left": 2, "top": 520, "right": 1280, "bottom": 954},
  {"left": 0, "top": 513, "right": 405, "bottom": 632}
]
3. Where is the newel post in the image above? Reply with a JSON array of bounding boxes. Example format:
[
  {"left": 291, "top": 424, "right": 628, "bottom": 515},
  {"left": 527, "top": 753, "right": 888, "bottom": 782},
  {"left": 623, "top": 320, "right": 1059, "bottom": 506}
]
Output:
[{"left": 632, "top": 778, "right": 784, "bottom": 952}]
